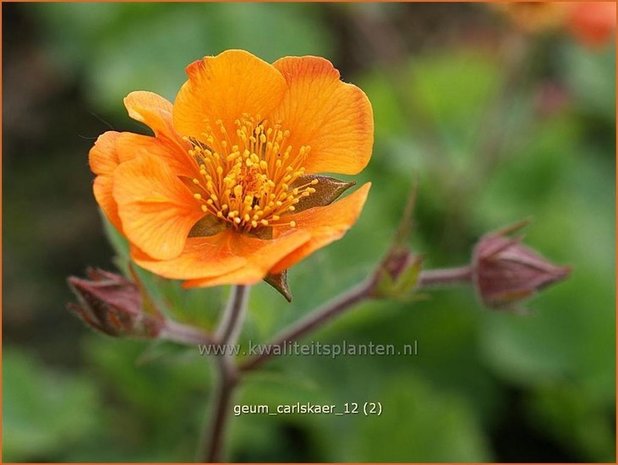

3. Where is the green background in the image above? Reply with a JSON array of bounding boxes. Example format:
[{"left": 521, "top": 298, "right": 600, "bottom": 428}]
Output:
[{"left": 3, "top": 2, "right": 615, "bottom": 462}]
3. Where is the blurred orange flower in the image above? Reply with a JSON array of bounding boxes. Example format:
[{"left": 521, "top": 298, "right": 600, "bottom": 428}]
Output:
[
  {"left": 496, "top": 2, "right": 567, "bottom": 33},
  {"left": 496, "top": 2, "right": 616, "bottom": 47},
  {"left": 89, "top": 50, "right": 373, "bottom": 287},
  {"left": 566, "top": 1, "right": 617, "bottom": 48}
]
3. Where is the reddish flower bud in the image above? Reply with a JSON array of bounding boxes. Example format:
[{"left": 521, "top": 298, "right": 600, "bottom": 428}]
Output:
[
  {"left": 472, "top": 222, "right": 571, "bottom": 310},
  {"left": 67, "top": 268, "right": 163, "bottom": 338},
  {"left": 373, "top": 246, "right": 423, "bottom": 299}
]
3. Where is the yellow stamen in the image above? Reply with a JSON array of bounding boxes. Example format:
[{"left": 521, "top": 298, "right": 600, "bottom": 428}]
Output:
[{"left": 188, "top": 116, "right": 313, "bottom": 231}]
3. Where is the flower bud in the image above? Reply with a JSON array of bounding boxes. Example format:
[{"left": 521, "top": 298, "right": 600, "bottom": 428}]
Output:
[
  {"left": 373, "top": 246, "right": 423, "bottom": 299},
  {"left": 67, "top": 268, "right": 162, "bottom": 338},
  {"left": 472, "top": 222, "right": 571, "bottom": 310}
]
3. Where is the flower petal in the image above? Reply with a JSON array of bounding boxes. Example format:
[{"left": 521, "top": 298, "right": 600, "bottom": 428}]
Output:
[
  {"left": 132, "top": 228, "right": 310, "bottom": 284},
  {"left": 89, "top": 130, "right": 197, "bottom": 232},
  {"left": 182, "top": 229, "right": 311, "bottom": 287},
  {"left": 89, "top": 131, "right": 190, "bottom": 176},
  {"left": 272, "top": 56, "right": 373, "bottom": 175},
  {"left": 124, "top": 91, "right": 174, "bottom": 138},
  {"left": 270, "top": 183, "right": 371, "bottom": 274},
  {"left": 113, "top": 154, "right": 204, "bottom": 260},
  {"left": 89, "top": 132, "right": 123, "bottom": 230},
  {"left": 93, "top": 174, "right": 122, "bottom": 231},
  {"left": 114, "top": 132, "right": 196, "bottom": 178},
  {"left": 131, "top": 231, "right": 247, "bottom": 280},
  {"left": 89, "top": 131, "right": 122, "bottom": 176},
  {"left": 173, "top": 50, "right": 287, "bottom": 142}
]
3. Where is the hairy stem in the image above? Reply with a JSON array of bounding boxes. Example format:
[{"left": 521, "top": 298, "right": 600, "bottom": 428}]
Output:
[
  {"left": 417, "top": 265, "right": 473, "bottom": 287},
  {"left": 159, "top": 319, "right": 215, "bottom": 346},
  {"left": 198, "top": 285, "right": 249, "bottom": 462},
  {"left": 216, "top": 285, "right": 250, "bottom": 344},
  {"left": 200, "top": 360, "right": 238, "bottom": 463},
  {"left": 240, "top": 278, "right": 374, "bottom": 372}
]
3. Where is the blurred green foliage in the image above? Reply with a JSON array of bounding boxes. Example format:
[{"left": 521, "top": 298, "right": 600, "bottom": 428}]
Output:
[
  {"left": 3, "top": 2, "right": 615, "bottom": 462},
  {"left": 3, "top": 350, "right": 101, "bottom": 460},
  {"left": 33, "top": 3, "right": 334, "bottom": 111}
]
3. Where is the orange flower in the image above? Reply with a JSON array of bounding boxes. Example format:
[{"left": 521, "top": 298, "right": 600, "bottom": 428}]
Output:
[
  {"left": 89, "top": 50, "right": 373, "bottom": 288},
  {"left": 496, "top": 2, "right": 568, "bottom": 33},
  {"left": 566, "top": 1, "right": 616, "bottom": 48},
  {"left": 495, "top": 2, "right": 616, "bottom": 47}
]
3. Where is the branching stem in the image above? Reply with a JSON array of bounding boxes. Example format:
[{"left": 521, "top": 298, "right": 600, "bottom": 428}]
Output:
[
  {"left": 191, "top": 261, "right": 471, "bottom": 462},
  {"left": 240, "top": 266, "right": 472, "bottom": 372},
  {"left": 240, "top": 278, "right": 374, "bottom": 372},
  {"left": 159, "top": 319, "right": 215, "bottom": 346}
]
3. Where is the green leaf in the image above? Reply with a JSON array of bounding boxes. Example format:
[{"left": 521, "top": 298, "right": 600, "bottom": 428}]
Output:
[
  {"left": 347, "top": 375, "right": 491, "bottom": 461},
  {"left": 528, "top": 384, "right": 615, "bottom": 462},
  {"left": 407, "top": 50, "right": 502, "bottom": 156},
  {"left": 3, "top": 349, "right": 102, "bottom": 461},
  {"left": 563, "top": 43, "right": 616, "bottom": 120}
]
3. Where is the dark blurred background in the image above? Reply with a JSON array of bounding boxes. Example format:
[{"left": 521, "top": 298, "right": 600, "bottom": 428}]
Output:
[{"left": 3, "top": 2, "right": 615, "bottom": 462}]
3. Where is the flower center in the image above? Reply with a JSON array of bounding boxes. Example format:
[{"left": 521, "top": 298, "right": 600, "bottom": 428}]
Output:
[{"left": 187, "top": 115, "right": 317, "bottom": 231}]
